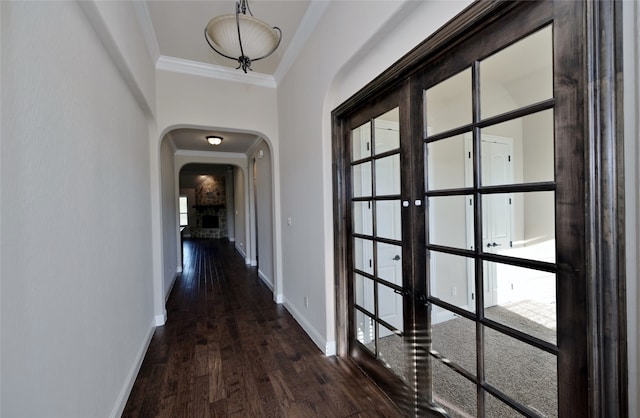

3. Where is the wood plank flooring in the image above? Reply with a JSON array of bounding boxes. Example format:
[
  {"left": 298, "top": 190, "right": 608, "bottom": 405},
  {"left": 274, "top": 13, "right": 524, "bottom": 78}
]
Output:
[{"left": 122, "top": 238, "right": 402, "bottom": 417}]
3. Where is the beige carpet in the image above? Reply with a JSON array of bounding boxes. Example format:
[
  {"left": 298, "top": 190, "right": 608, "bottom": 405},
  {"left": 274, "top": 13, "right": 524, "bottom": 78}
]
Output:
[{"left": 373, "top": 300, "right": 558, "bottom": 417}]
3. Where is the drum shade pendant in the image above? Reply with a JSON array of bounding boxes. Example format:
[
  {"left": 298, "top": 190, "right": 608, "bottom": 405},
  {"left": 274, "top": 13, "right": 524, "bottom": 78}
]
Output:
[{"left": 204, "top": 0, "right": 282, "bottom": 73}]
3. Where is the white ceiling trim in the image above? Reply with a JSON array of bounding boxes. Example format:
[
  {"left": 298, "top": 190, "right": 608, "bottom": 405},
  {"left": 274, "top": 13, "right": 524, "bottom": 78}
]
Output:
[
  {"left": 274, "top": 0, "right": 331, "bottom": 83},
  {"left": 157, "top": 56, "right": 277, "bottom": 88},
  {"left": 132, "top": 1, "right": 160, "bottom": 63},
  {"left": 175, "top": 150, "right": 248, "bottom": 160}
]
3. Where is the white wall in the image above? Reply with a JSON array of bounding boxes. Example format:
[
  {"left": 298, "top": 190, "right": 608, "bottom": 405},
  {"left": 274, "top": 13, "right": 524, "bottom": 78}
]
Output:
[
  {"left": 161, "top": 136, "right": 178, "bottom": 295},
  {"left": 623, "top": 0, "right": 640, "bottom": 414},
  {"left": 277, "top": 0, "right": 472, "bottom": 354},
  {"left": 1, "top": 2, "right": 155, "bottom": 417},
  {"left": 250, "top": 141, "right": 274, "bottom": 291},
  {"left": 234, "top": 166, "right": 248, "bottom": 260},
  {"left": 225, "top": 168, "right": 235, "bottom": 240}
]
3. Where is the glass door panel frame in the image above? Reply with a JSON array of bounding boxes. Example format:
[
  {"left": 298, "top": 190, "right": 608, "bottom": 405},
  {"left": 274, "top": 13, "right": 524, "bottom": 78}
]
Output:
[
  {"left": 332, "top": 1, "right": 626, "bottom": 417},
  {"left": 342, "top": 84, "right": 419, "bottom": 400}
]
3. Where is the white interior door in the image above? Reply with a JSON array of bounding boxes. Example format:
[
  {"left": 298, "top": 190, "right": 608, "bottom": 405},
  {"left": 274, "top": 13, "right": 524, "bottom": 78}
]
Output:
[{"left": 466, "top": 135, "right": 514, "bottom": 307}]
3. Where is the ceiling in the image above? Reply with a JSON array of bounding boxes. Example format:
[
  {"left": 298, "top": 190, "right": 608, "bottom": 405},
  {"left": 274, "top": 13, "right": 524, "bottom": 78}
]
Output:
[{"left": 146, "top": 0, "right": 312, "bottom": 158}]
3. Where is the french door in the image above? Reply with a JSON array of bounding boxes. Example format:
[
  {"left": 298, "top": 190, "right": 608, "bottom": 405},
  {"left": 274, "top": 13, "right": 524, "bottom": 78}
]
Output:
[{"left": 333, "top": 1, "right": 626, "bottom": 417}]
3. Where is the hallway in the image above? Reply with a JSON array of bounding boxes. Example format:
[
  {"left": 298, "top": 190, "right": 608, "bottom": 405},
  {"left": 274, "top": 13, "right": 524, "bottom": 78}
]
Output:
[{"left": 122, "top": 239, "right": 401, "bottom": 417}]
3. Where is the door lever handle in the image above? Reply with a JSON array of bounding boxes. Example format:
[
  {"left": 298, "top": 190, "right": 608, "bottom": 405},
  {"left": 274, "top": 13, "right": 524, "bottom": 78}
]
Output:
[{"left": 393, "top": 255, "right": 401, "bottom": 261}]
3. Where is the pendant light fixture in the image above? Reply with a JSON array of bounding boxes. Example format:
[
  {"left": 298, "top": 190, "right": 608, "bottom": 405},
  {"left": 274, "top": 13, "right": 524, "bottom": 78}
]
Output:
[{"left": 204, "top": 0, "right": 282, "bottom": 73}]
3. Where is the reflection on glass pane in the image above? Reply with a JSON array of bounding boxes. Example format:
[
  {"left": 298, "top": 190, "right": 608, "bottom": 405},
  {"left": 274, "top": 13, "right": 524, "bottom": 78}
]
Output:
[
  {"left": 480, "top": 25, "right": 553, "bottom": 119},
  {"left": 425, "top": 68, "right": 472, "bottom": 135},
  {"left": 376, "top": 200, "right": 401, "bottom": 240},
  {"left": 429, "top": 251, "right": 475, "bottom": 313},
  {"left": 353, "top": 201, "right": 373, "bottom": 236},
  {"left": 354, "top": 273, "right": 374, "bottom": 314},
  {"left": 482, "top": 191, "right": 555, "bottom": 263},
  {"left": 427, "top": 134, "right": 472, "bottom": 191},
  {"left": 428, "top": 195, "right": 473, "bottom": 249},
  {"left": 353, "top": 238, "right": 373, "bottom": 275},
  {"left": 374, "top": 107, "right": 400, "bottom": 154},
  {"left": 484, "top": 263, "right": 556, "bottom": 344},
  {"left": 375, "top": 155, "right": 401, "bottom": 196},
  {"left": 485, "top": 392, "right": 525, "bottom": 418},
  {"left": 432, "top": 360, "right": 477, "bottom": 418},
  {"left": 431, "top": 310, "right": 476, "bottom": 374},
  {"left": 484, "top": 326, "right": 557, "bottom": 418},
  {"left": 355, "top": 309, "right": 375, "bottom": 353},
  {"left": 481, "top": 109, "right": 554, "bottom": 186},
  {"left": 377, "top": 283, "right": 404, "bottom": 331},
  {"left": 376, "top": 243, "right": 402, "bottom": 286},
  {"left": 352, "top": 162, "right": 372, "bottom": 198},
  {"left": 352, "top": 121, "right": 371, "bottom": 161},
  {"left": 378, "top": 323, "right": 408, "bottom": 382}
]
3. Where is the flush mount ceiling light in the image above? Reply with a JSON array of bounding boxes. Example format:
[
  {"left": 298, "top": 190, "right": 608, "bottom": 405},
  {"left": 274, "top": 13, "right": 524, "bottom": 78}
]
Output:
[
  {"left": 204, "top": 0, "right": 282, "bottom": 73},
  {"left": 207, "top": 136, "right": 223, "bottom": 145}
]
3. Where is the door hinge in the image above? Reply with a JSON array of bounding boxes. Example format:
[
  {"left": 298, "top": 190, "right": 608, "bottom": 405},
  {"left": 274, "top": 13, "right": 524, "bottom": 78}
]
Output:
[
  {"left": 471, "top": 292, "right": 474, "bottom": 300},
  {"left": 510, "top": 240, "right": 513, "bottom": 247},
  {"left": 508, "top": 155, "right": 511, "bottom": 162},
  {"left": 468, "top": 152, "right": 471, "bottom": 159},
  {"left": 366, "top": 142, "right": 370, "bottom": 151},
  {"left": 509, "top": 198, "right": 512, "bottom": 204}
]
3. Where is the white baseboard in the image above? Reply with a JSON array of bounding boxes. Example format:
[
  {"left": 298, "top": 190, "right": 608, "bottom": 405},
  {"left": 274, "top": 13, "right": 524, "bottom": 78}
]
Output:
[
  {"left": 229, "top": 237, "right": 235, "bottom": 242},
  {"left": 283, "top": 297, "right": 332, "bottom": 356},
  {"left": 275, "top": 293, "right": 284, "bottom": 304},
  {"left": 165, "top": 274, "right": 178, "bottom": 302},
  {"left": 109, "top": 319, "right": 155, "bottom": 418},
  {"left": 432, "top": 305, "right": 469, "bottom": 324},
  {"left": 325, "top": 340, "right": 337, "bottom": 356},
  {"left": 176, "top": 265, "right": 183, "bottom": 273},
  {"left": 154, "top": 313, "right": 166, "bottom": 326},
  {"left": 235, "top": 244, "right": 246, "bottom": 259},
  {"left": 258, "top": 269, "right": 273, "bottom": 291},
  {"left": 250, "top": 259, "right": 257, "bottom": 266}
]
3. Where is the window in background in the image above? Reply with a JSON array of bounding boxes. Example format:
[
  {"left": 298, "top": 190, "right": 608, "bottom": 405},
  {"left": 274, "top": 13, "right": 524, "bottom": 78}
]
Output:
[{"left": 179, "top": 196, "right": 188, "bottom": 226}]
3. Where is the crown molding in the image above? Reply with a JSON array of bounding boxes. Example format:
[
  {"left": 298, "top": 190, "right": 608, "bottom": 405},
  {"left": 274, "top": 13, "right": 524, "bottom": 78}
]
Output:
[
  {"left": 132, "top": 1, "right": 160, "bottom": 63},
  {"left": 157, "top": 56, "right": 277, "bottom": 88},
  {"left": 274, "top": 0, "right": 330, "bottom": 84},
  {"left": 174, "top": 150, "right": 248, "bottom": 160}
]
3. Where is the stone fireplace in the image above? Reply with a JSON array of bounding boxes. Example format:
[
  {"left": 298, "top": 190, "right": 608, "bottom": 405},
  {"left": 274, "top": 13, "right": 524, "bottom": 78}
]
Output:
[{"left": 192, "top": 175, "right": 227, "bottom": 239}]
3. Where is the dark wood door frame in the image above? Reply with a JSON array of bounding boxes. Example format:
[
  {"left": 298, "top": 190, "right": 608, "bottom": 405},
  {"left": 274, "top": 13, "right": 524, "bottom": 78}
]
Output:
[{"left": 332, "top": 1, "right": 626, "bottom": 416}]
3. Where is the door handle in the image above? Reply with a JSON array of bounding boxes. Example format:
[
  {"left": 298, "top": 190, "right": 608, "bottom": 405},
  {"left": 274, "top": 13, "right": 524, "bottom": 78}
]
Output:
[
  {"left": 486, "top": 242, "right": 502, "bottom": 248},
  {"left": 393, "top": 255, "right": 401, "bottom": 261}
]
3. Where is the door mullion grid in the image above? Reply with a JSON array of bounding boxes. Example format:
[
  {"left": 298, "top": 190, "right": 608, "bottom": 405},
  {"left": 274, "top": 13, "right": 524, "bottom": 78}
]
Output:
[
  {"left": 369, "top": 118, "right": 380, "bottom": 357},
  {"left": 471, "top": 60, "right": 487, "bottom": 417}
]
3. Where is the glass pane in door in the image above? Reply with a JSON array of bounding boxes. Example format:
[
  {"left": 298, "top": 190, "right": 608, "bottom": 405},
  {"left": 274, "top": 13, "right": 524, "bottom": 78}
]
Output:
[
  {"left": 352, "top": 121, "right": 371, "bottom": 161},
  {"left": 425, "top": 68, "right": 472, "bottom": 135},
  {"left": 484, "top": 326, "right": 558, "bottom": 417},
  {"left": 426, "top": 134, "right": 472, "bottom": 191},
  {"left": 483, "top": 262, "right": 556, "bottom": 344},
  {"left": 374, "top": 108, "right": 400, "bottom": 154},
  {"left": 481, "top": 191, "right": 555, "bottom": 263},
  {"left": 375, "top": 155, "right": 401, "bottom": 196},
  {"left": 480, "top": 25, "right": 553, "bottom": 118}
]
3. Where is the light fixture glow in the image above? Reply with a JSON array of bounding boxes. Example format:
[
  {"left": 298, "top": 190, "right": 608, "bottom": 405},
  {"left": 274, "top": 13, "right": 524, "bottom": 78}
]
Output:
[
  {"left": 204, "top": 0, "right": 282, "bottom": 73},
  {"left": 207, "top": 136, "right": 223, "bottom": 145}
]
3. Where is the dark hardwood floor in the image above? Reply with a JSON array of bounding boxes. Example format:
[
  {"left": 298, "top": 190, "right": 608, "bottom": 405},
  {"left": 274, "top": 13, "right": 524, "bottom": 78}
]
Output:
[{"left": 122, "top": 238, "right": 402, "bottom": 417}]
